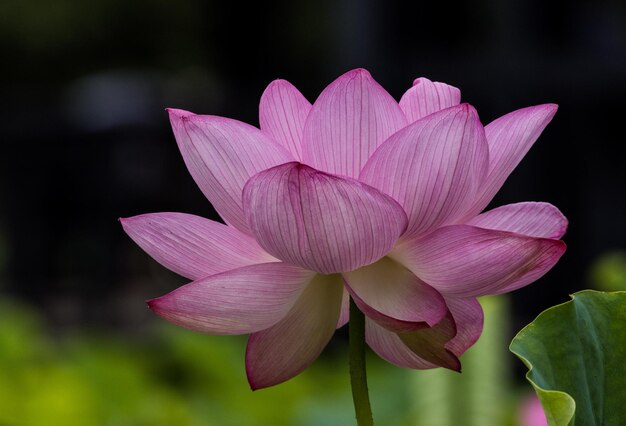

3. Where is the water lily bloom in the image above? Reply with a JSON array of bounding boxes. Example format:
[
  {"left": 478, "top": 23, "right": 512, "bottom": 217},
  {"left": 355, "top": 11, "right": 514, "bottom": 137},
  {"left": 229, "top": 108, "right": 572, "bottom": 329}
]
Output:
[{"left": 121, "top": 69, "right": 566, "bottom": 390}]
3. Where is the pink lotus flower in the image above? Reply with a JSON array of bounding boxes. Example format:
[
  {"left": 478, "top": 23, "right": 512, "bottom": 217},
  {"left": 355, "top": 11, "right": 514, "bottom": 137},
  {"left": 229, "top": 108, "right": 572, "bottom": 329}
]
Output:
[{"left": 121, "top": 69, "right": 566, "bottom": 390}]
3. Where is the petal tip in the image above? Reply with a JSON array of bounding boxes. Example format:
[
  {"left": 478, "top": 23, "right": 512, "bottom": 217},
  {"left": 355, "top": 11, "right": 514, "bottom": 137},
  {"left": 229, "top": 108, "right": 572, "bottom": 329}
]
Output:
[
  {"left": 265, "top": 78, "right": 292, "bottom": 89},
  {"left": 245, "top": 348, "right": 272, "bottom": 391},
  {"left": 412, "top": 77, "right": 432, "bottom": 86},
  {"left": 146, "top": 297, "right": 160, "bottom": 311},
  {"left": 118, "top": 214, "right": 148, "bottom": 232},
  {"left": 344, "top": 68, "right": 372, "bottom": 80},
  {"left": 167, "top": 108, "right": 195, "bottom": 119},
  {"left": 444, "top": 351, "right": 462, "bottom": 372},
  {"left": 119, "top": 216, "right": 133, "bottom": 231},
  {"left": 246, "top": 370, "right": 264, "bottom": 391},
  {"left": 146, "top": 295, "right": 170, "bottom": 315},
  {"left": 261, "top": 79, "right": 296, "bottom": 99}
]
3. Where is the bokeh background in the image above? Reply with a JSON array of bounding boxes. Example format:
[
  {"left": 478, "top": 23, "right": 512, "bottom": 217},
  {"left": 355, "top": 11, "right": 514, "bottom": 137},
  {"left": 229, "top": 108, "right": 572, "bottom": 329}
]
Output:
[{"left": 1, "top": 0, "right": 625, "bottom": 424}]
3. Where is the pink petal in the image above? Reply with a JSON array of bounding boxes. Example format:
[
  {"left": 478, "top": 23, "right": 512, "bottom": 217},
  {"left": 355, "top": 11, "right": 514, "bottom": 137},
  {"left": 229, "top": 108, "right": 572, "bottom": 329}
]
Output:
[
  {"left": 443, "top": 297, "right": 484, "bottom": 357},
  {"left": 259, "top": 79, "right": 312, "bottom": 160},
  {"left": 360, "top": 104, "right": 489, "bottom": 239},
  {"left": 467, "top": 202, "right": 568, "bottom": 239},
  {"left": 465, "top": 104, "right": 558, "bottom": 216},
  {"left": 399, "top": 77, "right": 461, "bottom": 123},
  {"left": 343, "top": 257, "right": 447, "bottom": 333},
  {"left": 366, "top": 312, "right": 460, "bottom": 371},
  {"left": 366, "top": 319, "right": 436, "bottom": 369},
  {"left": 337, "top": 288, "right": 350, "bottom": 329},
  {"left": 242, "top": 162, "right": 408, "bottom": 274},
  {"left": 245, "top": 273, "right": 343, "bottom": 389},
  {"left": 147, "top": 262, "right": 315, "bottom": 334},
  {"left": 365, "top": 297, "right": 483, "bottom": 370},
  {"left": 168, "top": 109, "right": 293, "bottom": 234},
  {"left": 392, "top": 225, "right": 566, "bottom": 297},
  {"left": 301, "top": 69, "right": 408, "bottom": 178},
  {"left": 120, "top": 213, "right": 275, "bottom": 280}
]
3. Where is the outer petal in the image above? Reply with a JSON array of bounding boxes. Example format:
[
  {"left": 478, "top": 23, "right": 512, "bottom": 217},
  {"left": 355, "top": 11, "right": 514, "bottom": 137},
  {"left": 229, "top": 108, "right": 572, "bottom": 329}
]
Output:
[
  {"left": 120, "top": 213, "right": 276, "bottom": 280},
  {"left": 366, "top": 313, "right": 459, "bottom": 371},
  {"left": 259, "top": 79, "right": 311, "bottom": 160},
  {"left": 399, "top": 77, "right": 461, "bottom": 123},
  {"left": 365, "top": 297, "right": 482, "bottom": 370},
  {"left": 360, "top": 104, "right": 489, "bottom": 239},
  {"left": 301, "top": 69, "right": 408, "bottom": 178},
  {"left": 467, "top": 202, "right": 568, "bottom": 239},
  {"left": 245, "top": 274, "right": 343, "bottom": 389},
  {"left": 443, "top": 297, "right": 484, "bottom": 357},
  {"left": 168, "top": 109, "right": 293, "bottom": 234},
  {"left": 392, "top": 225, "right": 566, "bottom": 297},
  {"left": 337, "top": 288, "right": 350, "bottom": 329},
  {"left": 147, "top": 262, "right": 315, "bottom": 334},
  {"left": 343, "top": 257, "right": 447, "bottom": 333},
  {"left": 243, "top": 162, "right": 408, "bottom": 274},
  {"left": 366, "top": 319, "right": 436, "bottom": 369},
  {"left": 465, "top": 104, "right": 558, "bottom": 216}
]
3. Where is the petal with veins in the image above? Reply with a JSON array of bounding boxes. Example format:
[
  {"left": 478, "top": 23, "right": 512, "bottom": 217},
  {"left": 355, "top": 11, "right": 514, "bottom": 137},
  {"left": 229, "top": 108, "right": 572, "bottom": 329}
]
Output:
[
  {"left": 444, "top": 297, "right": 484, "bottom": 357},
  {"left": 302, "top": 69, "right": 407, "bottom": 178},
  {"left": 467, "top": 202, "right": 567, "bottom": 239},
  {"left": 465, "top": 104, "right": 558, "bottom": 216},
  {"left": 399, "top": 77, "right": 461, "bottom": 123},
  {"left": 168, "top": 109, "right": 293, "bottom": 234},
  {"left": 147, "top": 262, "right": 315, "bottom": 335},
  {"left": 259, "top": 79, "right": 311, "bottom": 160},
  {"left": 246, "top": 273, "right": 343, "bottom": 390},
  {"left": 361, "top": 104, "right": 489, "bottom": 239},
  {"left": 121, "top": 213, "right": 275, "bottom": 280},
  {"left": 243, "top": 162, "right": 407, "bottom": 274},
  {"left": 343, "top": 257, "right": 447, "bottom": 333},
  {"left": 392, "top": 224, "right": 566, "bottom": 297},
  {"left": 366, "top": 313, "right": 459, "bottom": 371},
  {"left": 337, "top": 288, "right": 350, "bottom": 329},
  {"left": 365, "top": 297, "right": 482, "bottom": 370}
]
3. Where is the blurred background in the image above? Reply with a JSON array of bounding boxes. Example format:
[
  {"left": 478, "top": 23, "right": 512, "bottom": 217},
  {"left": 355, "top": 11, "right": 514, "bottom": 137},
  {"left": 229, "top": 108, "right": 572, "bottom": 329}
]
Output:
[{"left": 0, "top": 0, "right": 625, "bottom": 424}]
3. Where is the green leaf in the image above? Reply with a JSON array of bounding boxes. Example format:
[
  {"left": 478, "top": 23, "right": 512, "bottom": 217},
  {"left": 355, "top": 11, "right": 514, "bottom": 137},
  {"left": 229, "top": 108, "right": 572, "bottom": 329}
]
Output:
[{"left": 510, "top": 290, "right": 626, "bottom": 426}]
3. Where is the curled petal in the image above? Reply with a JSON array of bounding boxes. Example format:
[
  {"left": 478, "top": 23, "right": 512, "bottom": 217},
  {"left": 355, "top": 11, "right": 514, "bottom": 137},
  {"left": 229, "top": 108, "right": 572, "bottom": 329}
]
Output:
[
  {"left": 443, "top": 297, "right": 484, "bottom": 357},
  {"left": 337, "top": 288, "right": 350, "bottom": 329},
  {"left": 302, "top": 68, "right": 408, "bottom": 178},
  {"left": 343, "top": 257, "right": 447, "bottom": 333},
  {"left": 467, "top": 202, "right": 568, "bottom": 239},
  {"left": 392, "top": 225, "right": 566, "bottom": 297},
  {"left": 120, "top": 213, "right": 275, "bottom": 280},
  {"left": 259, "top": 79, "right": 311, "bottom": 160},
  {"left": 168, "top": 109, "right": 293, "bottom": 234},
  {"left": 466, "top": 104, "right": 558, "bottom": 216},
  {"left": 361, "top": 104, "right": 489, "bottom": 239},
  {"left": 243, "top": 162, "right": 408, "bottom": 274},
  {"left": 246, "top": 274, "right": 343, "bottom": 390},
  {"left": 398, "top": 312, "right": 460, "bottom": 371},
  {"left": 366, "top": 314, "right": 459, "bottom": 371},
  {"left": 147, "top": 262, "right": 315, "bottom": 334},
  {"left": 365, "top": 297, "right": 483, "bottom": 370},
  {"left": 399, "top": 77, "right": 461, "bottom": 123},
  {"left": 366, "top": 319, "right": 436, "bottom": 369}
]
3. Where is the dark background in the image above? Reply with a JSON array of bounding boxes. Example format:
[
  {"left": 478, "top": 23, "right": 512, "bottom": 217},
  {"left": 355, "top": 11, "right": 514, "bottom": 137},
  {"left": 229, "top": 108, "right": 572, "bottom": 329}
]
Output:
[{"left": 1, "top": 0, "right": 625, "bottom": 336}]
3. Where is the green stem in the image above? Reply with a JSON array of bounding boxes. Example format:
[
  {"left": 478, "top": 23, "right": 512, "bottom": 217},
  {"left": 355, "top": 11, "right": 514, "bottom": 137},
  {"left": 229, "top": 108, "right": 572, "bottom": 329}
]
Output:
[{"left": 349, "top": 297, "right": 374, "bottom": 426}]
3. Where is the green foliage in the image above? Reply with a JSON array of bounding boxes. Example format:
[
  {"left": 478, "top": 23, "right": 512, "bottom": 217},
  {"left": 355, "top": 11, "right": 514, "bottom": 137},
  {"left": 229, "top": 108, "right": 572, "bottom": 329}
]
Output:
[
  {"left": 510, "top": 290, "right": 626, "bottom": 426},
  {"left": 0, "top": 299, "right": 414, "bottom": 425}
]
